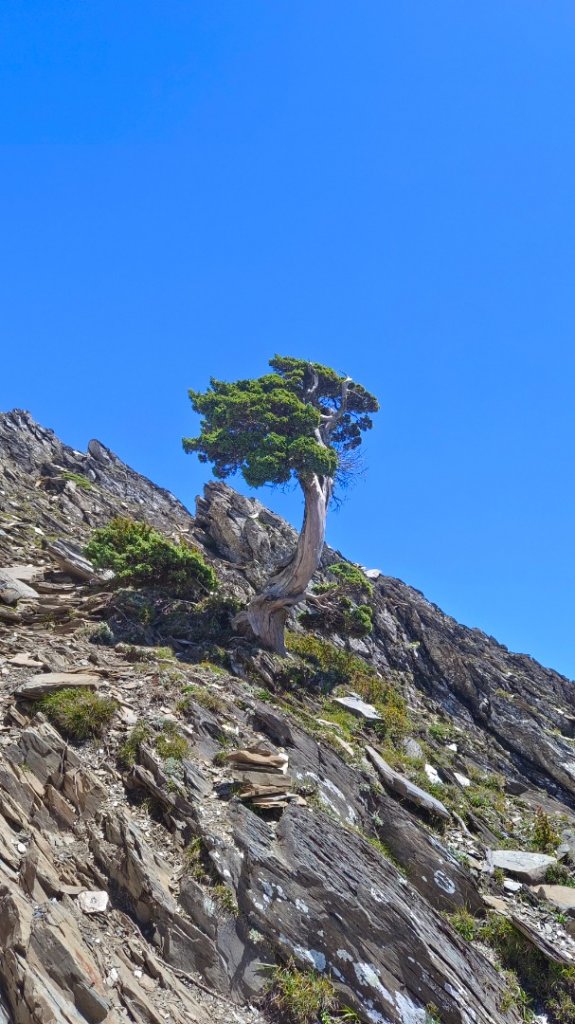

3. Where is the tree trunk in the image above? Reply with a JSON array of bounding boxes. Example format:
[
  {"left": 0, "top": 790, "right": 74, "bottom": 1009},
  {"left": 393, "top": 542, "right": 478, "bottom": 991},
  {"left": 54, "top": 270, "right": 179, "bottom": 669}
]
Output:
[{"left": 234, "top": 474, "right": 332, "bottom": 653}]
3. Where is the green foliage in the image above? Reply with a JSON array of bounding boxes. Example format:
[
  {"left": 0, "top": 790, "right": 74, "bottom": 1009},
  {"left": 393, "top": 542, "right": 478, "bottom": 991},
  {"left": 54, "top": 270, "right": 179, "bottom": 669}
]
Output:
[
  {"left": 89, "top": 622, "right": 115, "bottom": 646},
  {"left": 183, "top": 354, "right": 378, "bottom": 488},
  {"left": 86, "top": 517, "right": 217, "bottom": 597},
  {"left": 265, "top": 961, "right": 346, "bottom": 1024},
  {"left": 211, "top": 884, "right": 239, "bottom": 916},
  {"left": 480, "top": 914, "right": 575, "bottom": 1022},
  {"left": 118, "top": 721, "right": 153, "bottom": 767},
  {"left": 531, "top": 806, "right": 561, "bottom": 853},
  {"left": 38, "top": 688, "right": 117, "bottom": 740},
  {"left": 329, "top": 562, "right": 373, "bottom": 596},
  {"left": 447, "top": 907, "right": 478, "bottom": 942},
  {"left": 545, "top": 864, "right": 575, "bottom": 887},
  {"left": 177, "top": 684, "right": 224, "bottom": 714},
  {"left": 285, "top": 633, "right": 409, "bottom": 741},
  {"left": 428, "top": 721, "right": 455, "bottom": 743},
  {"left": 155, "top": 721, "right": 188, "bottom": 761},
  {"left": 62, "top": 470, "right": 92, "bottom": 490}
]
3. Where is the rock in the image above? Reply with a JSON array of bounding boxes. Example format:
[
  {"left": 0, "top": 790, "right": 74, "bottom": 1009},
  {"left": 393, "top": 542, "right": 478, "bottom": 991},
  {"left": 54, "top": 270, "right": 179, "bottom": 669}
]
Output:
[
  {"left": 366, "top": 746, "right": 450, "bottom": 820},
  {"left": 44, "top": 539, "right": 98, "bottom": 581},
  {"left": 424, "top": 763, "right": 443, "bottom": 785},
  {"left": 503, "top": 879, "right": 523, "bottom": 893},
  {"left": 14, "top": 672, "right": 101, "bottom": 699},
  {"left": 77, "top": 891, "right": 109, "bottom": 914},
  {"left": 230, "top": 802, "right": 518, "bottom": 1023},
  {"left": 534, "top": 885, "right": 575, "bottom": 916},
  {"left": 490, "top": 850, "right": 557, "bottom": 884},
  {"left": 332, "top": 694, "right": 381, "bottom": 721},
  {"left": 453, "top": 771, "right": 471, "bottom": 788},
  {"left": 9, "top": 653, "right": 44, "bottom": 667},
  {"left": 0, "top": 570, "right": 39, "bottom": 605},
  {"left": 402, "top": 737, "right": 424, "bottom": 760}
]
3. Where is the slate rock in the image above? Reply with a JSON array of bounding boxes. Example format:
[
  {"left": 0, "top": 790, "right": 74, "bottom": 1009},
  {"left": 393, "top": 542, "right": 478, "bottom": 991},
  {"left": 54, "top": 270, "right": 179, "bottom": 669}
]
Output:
[{"left": 490, "top": 849, "right": 557, "bottom": 883}]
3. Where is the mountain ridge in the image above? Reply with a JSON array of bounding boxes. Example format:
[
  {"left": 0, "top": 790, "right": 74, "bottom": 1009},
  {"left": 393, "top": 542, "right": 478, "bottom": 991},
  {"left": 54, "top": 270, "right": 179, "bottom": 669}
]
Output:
[{"left": 2, "top": 408, "right": 575, "bottom": 1023}]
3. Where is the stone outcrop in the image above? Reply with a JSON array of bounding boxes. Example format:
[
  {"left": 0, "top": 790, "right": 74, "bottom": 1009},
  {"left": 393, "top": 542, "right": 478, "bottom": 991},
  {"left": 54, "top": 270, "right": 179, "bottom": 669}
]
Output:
[{"left": 2, "top": 408, "right": 575, "bottom": 1023}]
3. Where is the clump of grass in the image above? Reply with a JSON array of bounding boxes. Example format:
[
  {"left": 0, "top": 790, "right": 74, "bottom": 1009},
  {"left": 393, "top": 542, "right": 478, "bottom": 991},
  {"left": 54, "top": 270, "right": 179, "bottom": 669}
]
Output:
[
  {"left": 38, "top": 688, "right": 117, "bottom": 740},
  {"left": 480, "top": 914, "right": 575, "bottom": 1023},
  {"left": 265, "top": 961, "right": 339, "bottom": 1024},
  {"left": 284, "top": 634, "right": 409, "bottom": 742},
  {"left": 155, "top": 721, "right": 188, "bottom": 761},
  {"left": 177, "top": 684, "right": 224, "bottom": 714},
  {"left": 428, "top": 721, "right": 455, "bottom": 743},
  {"left": 89, "top": 622, "right": 115, "bottom": 646},
  {"left": 545, "top": 863, "right": 575, "bottom": 887},
  {"left": 119, "top": 644, "right": 175, "bottom": 663},
  {"left": 62, "top": 470, "right": 92, "bottom": 490},
  {"left": 212, "top": 884, "right": 239, "bottom": 916},
  {"left": 447, "top": 907, "right": 478, "bottom": 942},
  {"left": 119, "top": 720, "right": 153, "bottom": 767}
]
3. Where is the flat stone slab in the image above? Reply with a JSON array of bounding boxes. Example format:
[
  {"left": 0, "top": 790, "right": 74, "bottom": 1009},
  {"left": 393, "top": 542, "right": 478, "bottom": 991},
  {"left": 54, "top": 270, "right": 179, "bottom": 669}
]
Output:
[
  {"left": 491, "top": 849, "right": 557, "bottom": 883},
  {"left": 0, "top": 571, "right": 39, "bottom": 605},
  {"left": 366, "top": 745, "right": 450, "bottom": 820},
  {"left": 333, "top": 694, "right": 381, "bottom": 721},
  {"left": 14, "top": 672, "right": 101, "bottom": 699},
  {"left": 534, "top": 884, "right": 575, "bottom": 915}
]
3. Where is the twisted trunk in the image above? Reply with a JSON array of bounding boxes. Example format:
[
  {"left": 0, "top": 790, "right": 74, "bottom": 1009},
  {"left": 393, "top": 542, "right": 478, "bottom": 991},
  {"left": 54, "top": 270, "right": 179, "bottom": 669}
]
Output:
[{"left": 234, "top": 473, "right": 332, "bottom": 653}]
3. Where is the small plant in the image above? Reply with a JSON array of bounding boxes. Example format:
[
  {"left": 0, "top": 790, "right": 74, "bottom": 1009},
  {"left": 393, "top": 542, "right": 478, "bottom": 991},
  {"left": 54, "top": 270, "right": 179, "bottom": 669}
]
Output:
[
  {"left": 89, "top": 622, "right": 115, "bottom": 646},
  {"left": 177, "top": 684, "right": 224, "bottom": 714},
  {"left": 155, "top": 721, "right": 188, "bottom": 761},
  {"left": 545, "top": 863, "right": 575, "bottom": 887},
  {"left": 329, "top": 561, "right": 373, "bottom": 596},
  {"left": 531, "top": 806, "right": 561, "bottom": 854},
  {"left": 211, "top": 883, "right": 239, "bottom": 916},
  {"left": 425, "top": 1004, "right": 442, "bottom": 1024},
  {"left": 62, "top": 470, "right": 92, "bottom": 490},
  {"left": 428, "top": 721, "right": 454, "bottom": 743},
  {"left": 448, "top": 907, "right": 477, "bottom": 942},
  {"left": 38, "top": 688, "right": 117, "bottom": 740},
  {"left": 118, "top": 721, "right": 152, "bottom": 767},
  {"left": 265, "top": 961, "right": 338, "bottom": 1024},
  {"left": 86, "top": 517, "right": 217, "bottom": 597}
]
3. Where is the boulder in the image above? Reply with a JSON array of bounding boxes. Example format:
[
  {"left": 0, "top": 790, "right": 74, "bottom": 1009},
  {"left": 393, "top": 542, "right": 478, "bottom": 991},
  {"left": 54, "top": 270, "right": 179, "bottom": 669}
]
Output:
[
  {"left": 366, "top": 745, "right": 450, "bottom": 820},
  {"left": 534, "top": 885, "right": 575, "bottom": 916},
  {"left": 490, "top": 850, "right": 557, "bottom": 884}
]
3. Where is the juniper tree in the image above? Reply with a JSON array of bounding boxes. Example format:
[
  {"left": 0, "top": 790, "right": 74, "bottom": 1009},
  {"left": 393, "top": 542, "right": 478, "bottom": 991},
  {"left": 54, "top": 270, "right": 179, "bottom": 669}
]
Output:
[{"left": 183, "top": 355, "right": 378, "bottom": 653}]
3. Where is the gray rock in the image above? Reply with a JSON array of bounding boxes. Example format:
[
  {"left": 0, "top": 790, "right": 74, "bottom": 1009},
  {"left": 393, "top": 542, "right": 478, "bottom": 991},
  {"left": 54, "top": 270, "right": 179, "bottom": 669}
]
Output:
[
  {"left": 490, "top": 849, "right": 557, "bottom": 883},
  {"left": 366, "top": 745, "right": 450, "bottom": 820}
]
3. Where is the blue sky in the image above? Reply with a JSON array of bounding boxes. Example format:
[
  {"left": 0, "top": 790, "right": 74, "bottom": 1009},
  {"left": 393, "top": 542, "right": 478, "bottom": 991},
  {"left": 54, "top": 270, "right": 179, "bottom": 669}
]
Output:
[{"left": 1, "top": 2, "right": 574, "bottom": 678}]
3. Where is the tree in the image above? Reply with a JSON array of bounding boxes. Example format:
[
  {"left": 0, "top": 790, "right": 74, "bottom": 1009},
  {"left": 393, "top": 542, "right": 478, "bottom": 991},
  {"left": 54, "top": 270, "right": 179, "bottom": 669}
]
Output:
[{"left": 183, "top": 355, "right": 379, "bottom": 653}]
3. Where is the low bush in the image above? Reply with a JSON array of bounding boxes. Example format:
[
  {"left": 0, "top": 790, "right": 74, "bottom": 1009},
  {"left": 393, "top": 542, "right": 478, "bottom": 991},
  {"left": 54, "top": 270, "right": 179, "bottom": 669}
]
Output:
[
  {"left": 86, "top": 517, "right": 217, "bottom": 597},
  {"left": 265, "top": 961, "right": 357, "bottom": 1024},
  {"left": 39, "top": 688, "right": 117, "bottom": 740}
]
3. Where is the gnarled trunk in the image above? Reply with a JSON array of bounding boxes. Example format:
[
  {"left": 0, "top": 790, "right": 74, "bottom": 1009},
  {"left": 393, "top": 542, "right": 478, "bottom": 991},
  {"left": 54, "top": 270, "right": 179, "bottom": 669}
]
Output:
[{"left": 234, "top": 474, "right": 332, "bottom": 653}]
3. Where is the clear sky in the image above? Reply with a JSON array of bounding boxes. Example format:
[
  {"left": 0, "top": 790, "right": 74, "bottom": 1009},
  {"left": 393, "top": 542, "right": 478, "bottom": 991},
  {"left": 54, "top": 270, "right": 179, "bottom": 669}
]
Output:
[{"left": 1, "top": 2, "right": 574, "bottom": 679}]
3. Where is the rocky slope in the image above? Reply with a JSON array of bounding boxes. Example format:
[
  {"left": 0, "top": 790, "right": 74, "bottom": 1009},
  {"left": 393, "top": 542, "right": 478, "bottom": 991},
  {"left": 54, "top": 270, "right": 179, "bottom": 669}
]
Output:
[{"left": 2, "top": 409, "right": 575, "bottom": 1024}]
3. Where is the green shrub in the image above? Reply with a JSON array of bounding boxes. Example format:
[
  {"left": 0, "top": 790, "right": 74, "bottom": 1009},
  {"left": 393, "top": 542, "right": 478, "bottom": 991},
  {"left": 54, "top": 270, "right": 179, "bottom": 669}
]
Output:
[
  {"left": 480, "top": 914, "right": 575, "bottom": 1022},
  {"left": 177, "top": 684, "right": 224, "bottom": 715},
  {"left": 265, "top": 961, "right": 345, "bottom": 1024},
  {"left": 39, "top": 688, "right": 117, "bottom": 740},
  {"left": 89, "top": 622, "right": 115, "bottom": 646},
  {"left": 329, "top": 562, "right": 373, "bottom": 596},
  {"left": 86, "top": 517, "right": 217, "bottom": 597},
  {"left": 62, "top": 470, "right": 92, "bottom": 490},
  {"left": 119, "top": 721, "right": 152, "bottom": 767},
  {"left": 531, "top": 806, "right": 561, "bottom": 853},
  {"left": 155, "top": 721, "right": 188, "bottom": 761}
]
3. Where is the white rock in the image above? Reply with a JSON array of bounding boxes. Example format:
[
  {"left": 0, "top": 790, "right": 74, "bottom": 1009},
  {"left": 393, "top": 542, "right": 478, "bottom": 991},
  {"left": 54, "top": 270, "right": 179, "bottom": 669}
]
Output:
[
  {"left": 453, "top": 771, "right": 471, "bottom": 788},
  {"left": 424, "top": 764, "right": 442, "bottom": 786},
  {"left": 77, "top": 890, "right": 109, "bottom": 914}
]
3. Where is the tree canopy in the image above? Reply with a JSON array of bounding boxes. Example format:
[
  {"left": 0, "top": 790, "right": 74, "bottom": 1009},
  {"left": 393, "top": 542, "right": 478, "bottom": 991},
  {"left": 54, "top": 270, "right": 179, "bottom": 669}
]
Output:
[{"left": 183, "top": 354, "right": 379, "bottom": 488}]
